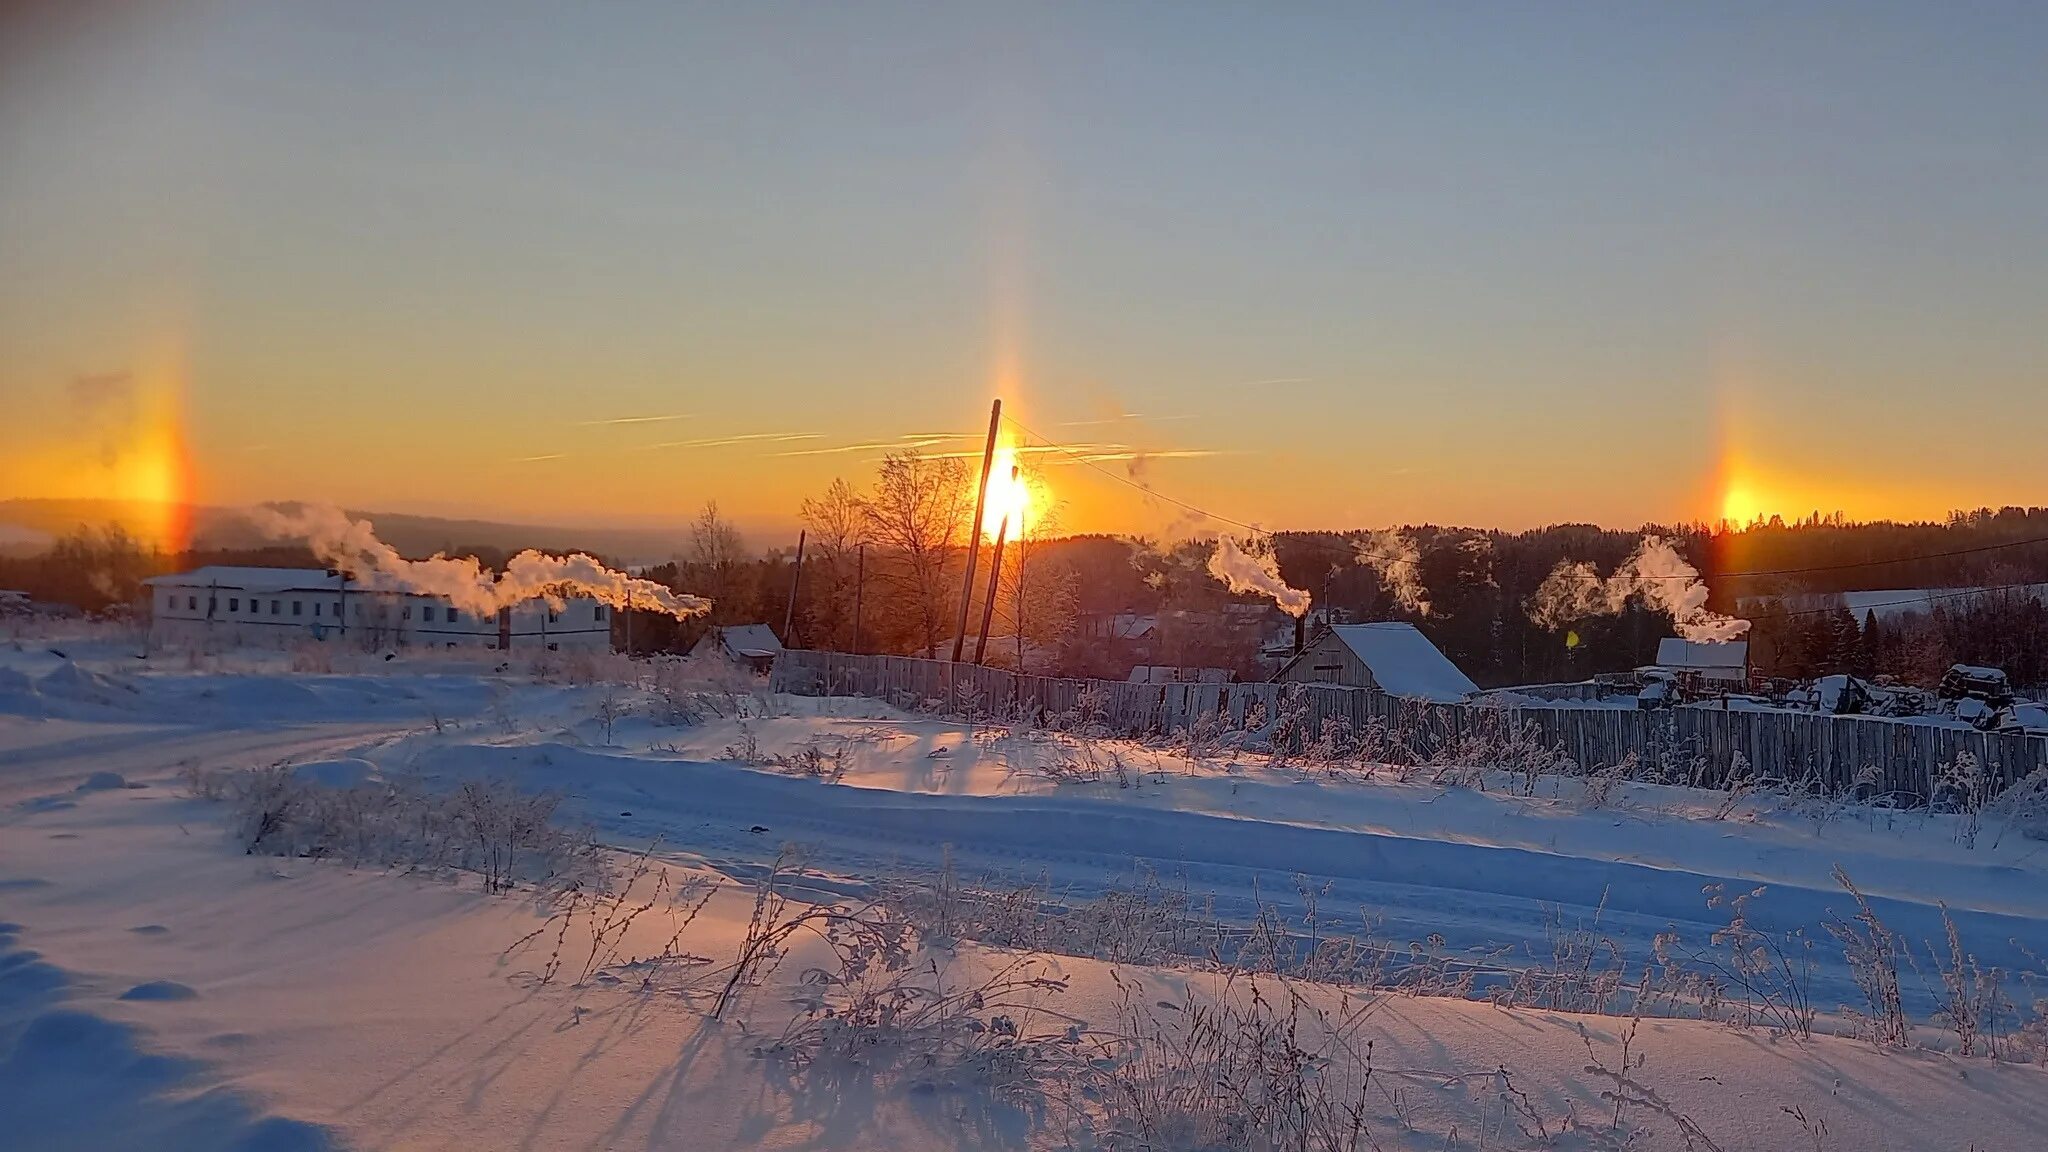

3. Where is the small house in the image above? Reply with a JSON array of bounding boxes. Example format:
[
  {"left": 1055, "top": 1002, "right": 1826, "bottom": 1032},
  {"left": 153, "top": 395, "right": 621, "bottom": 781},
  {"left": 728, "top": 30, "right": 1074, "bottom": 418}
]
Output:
[
  {"left": 1646, "top": 638, "right": 1748, "bottom": 686},
  {"left": 689, "top": 623, "right": 784, "bottom": 674},
  {"left": 1271, "top": 622, "right": 1478, "bottom": 702}
]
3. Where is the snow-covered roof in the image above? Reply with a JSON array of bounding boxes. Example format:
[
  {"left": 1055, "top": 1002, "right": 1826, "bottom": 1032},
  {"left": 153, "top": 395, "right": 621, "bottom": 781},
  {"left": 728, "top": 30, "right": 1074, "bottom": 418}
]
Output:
[
  {"left": 716, "top": 624, "right": 784, "bottom": 659},
  {"left": 1105, "top": 613, "right": 1157, "bottom": 640},
  {"left": 1653, "top": 638, "right": 1748, "bottom": 671},
  {"left": 143, "top": 566, "right": 345, "bottom": 593},
  {"left": 1327, "top": 622, "right": 1478, "bottom": 702}
]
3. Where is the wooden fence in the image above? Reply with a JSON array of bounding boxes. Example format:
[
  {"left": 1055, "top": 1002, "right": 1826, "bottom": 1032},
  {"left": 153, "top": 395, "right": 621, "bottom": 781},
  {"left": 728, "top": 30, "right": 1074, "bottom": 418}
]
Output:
[{"left": 772, "top": 649, "right": 2048, "bottom": 802}]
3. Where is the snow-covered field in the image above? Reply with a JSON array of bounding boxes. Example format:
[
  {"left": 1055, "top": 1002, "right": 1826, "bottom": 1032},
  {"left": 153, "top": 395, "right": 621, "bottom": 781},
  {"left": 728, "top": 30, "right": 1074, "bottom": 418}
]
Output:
[{"left": 6, "top": 628, "right": 2048, "bottom": 1150}]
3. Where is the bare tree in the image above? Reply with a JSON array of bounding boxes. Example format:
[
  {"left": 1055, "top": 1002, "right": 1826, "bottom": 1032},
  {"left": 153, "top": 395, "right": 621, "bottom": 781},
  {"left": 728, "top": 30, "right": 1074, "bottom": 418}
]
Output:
[
  {"left": 690, "top": 500, "right": 750, "bottom": 623},
  {"left": 988, "top": 462, "right": 1077, "bottom": 671},
  {"left": 863, "top": 451, "right": 971, "bottom": 658},
  {"left": 799, "top": 478, "right": 867, "bottom": 649}
]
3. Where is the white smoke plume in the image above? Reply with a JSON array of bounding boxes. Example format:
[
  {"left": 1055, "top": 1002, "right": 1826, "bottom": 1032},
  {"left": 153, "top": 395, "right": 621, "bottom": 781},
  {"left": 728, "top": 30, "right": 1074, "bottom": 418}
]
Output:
[
  {"left": 1354, "top": 529, "right": 1432, "bottom": 615},
  {"left": 1206, "top": 535, "right": 1311, "bottom": 617},
  {"left": 243, "top": 505, "right": 711, "bottom": 620},
  {"left": 1528, "top": 536, "right": 1748, "bottom": 643}
]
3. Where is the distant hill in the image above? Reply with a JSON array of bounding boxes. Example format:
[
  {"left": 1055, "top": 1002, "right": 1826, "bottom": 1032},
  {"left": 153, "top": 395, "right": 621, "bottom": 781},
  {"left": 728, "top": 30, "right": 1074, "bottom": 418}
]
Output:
[{"left": 0, "top": 499, "right": 695, "bottom": 566}]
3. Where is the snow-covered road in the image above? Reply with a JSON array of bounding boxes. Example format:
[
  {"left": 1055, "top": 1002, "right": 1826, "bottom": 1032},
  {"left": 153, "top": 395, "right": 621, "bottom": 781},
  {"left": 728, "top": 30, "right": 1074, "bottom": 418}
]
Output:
[{"left": 392, "top": 735, "right": 2048, "bottom": 1020}]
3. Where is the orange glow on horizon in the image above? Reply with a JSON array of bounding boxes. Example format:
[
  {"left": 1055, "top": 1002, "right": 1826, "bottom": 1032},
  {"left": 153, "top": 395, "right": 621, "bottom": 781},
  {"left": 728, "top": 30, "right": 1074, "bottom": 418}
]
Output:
[{"left": 2, "top": 326, "right": 199, "bottom": 553}]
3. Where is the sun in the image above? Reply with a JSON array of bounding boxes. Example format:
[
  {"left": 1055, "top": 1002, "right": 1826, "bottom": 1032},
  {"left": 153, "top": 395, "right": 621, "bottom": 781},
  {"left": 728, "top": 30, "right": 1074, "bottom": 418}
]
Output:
[
  {"left": 1720, "top": 481, "right": 1767, "bottom": 529},
  {"left": 979, "top": 444, "right": 1032, "bottom": 540}
]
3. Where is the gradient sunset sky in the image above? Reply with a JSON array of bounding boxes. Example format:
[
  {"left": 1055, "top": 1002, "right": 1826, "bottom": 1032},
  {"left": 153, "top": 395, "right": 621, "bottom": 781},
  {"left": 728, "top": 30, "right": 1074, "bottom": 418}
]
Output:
[{"left": 4, "top": 1, "right": 2045, "bottom": 542}]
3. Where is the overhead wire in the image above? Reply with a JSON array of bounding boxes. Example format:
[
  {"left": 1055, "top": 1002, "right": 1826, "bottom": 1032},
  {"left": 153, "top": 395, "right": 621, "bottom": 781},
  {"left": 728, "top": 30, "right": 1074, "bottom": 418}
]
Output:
[
  {"left": 1000, "top": 413, "right": 1274, "bottom": 536},
  {"left": 1000, "top": 412, "right": 2048, "bottom": 584}
]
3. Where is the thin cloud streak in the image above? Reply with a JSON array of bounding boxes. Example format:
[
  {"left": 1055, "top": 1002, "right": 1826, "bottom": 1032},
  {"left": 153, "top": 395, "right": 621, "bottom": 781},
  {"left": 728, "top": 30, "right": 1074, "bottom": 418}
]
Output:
[
  {"left": 575, "top": 413, "right": 694, "bottom": 426},
  {"left": 1053, "top": 413, "right": 1197, "bottom": 427},
  {"left": 513, "top": 453, "right": 567, "bottom": 463},
  {"left": 775, "top": 435, "right": 960, "bottom": 457},
  {"left": 636, "top": 432, "right": 822, "bottom": 452}
]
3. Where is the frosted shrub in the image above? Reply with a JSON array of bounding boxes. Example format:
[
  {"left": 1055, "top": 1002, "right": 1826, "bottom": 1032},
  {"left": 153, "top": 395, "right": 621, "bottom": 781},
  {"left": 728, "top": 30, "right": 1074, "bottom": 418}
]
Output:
[
  {"left": 1822, "top": 866, "right": 1909, "bottom": 1047},
  {"left": 1986, "top": 766, "right": 2048, "bottom": 847},
  {"left": 1930, "top": 903, "right": 2008, "bottom": 1057},
  {"left": 719, "top": 722, "right": 762, "bottom": 764},
  {"left": 1579, "top": 751, "right": 1635, "bottom": 810},
  {"left": 767, "top": 739, "right": 848, "bottom": 781},
  {"left": 1934, "top": 751, "right": 1992, "bottom": 847},
  {"left": 222, "top": 765, "right": 604, "bottom": 895},
  {"left": 1090, "top": 972, "right": 1382, "bottom": 1152},
  {"left": 650, "top": 653, "right": 772, "bottom": 724},
  {"left": 1711, "top": 751, "right": 1754, "bottom": 820},
  {"left": 1696, "top": 883, "right": 1816, "bottom": 1038}
]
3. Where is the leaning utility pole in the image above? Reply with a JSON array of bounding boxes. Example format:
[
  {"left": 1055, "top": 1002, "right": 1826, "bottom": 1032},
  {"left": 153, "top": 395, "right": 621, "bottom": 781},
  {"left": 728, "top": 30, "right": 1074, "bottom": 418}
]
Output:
[
  {"left": 782, "top": 529, "right": 807, "bottom": 645},
  {"left": 1014, "top": 529, "right": 1026, "bottom": 673},
  {"left": 950, "top": 398, "right": 1002, "bottom": 662},
  {"left": 973, "top": 465, "right": 1018, "bottom": 664}
]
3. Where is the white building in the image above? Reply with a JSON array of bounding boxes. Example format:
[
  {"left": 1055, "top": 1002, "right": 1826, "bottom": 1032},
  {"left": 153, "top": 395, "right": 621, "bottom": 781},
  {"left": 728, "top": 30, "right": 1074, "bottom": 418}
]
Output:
[{"left": 144, "top": 566, "right": 612, "bottom": 652}]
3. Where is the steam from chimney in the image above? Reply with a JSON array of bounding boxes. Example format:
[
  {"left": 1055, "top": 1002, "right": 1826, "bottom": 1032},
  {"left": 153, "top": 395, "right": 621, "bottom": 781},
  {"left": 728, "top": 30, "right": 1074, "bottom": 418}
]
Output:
[
  {"left": 1528, "top": 535, "right": 1748, "bottom": 643},
  {"left": 1206, "top": 535, "right": 1311, "bottom": 617},
  {"left": 1354, "top": 529, "right": 1431, "bottom": 616},
  {"left": 243, "top": 505, "right": 712, "bottom": 620}
]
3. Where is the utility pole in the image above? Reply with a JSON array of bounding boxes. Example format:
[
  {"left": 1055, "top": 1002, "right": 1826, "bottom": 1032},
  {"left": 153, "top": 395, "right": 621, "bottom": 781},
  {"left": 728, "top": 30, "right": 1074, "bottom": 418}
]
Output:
[
  {"left": 951, "top": 398, "right": 1002, "bottom": 662},
  {"left": 782, "top": 529, "right": 806, "bottom": 646},
  {"left": 851, "top": 542, "right": 866, "bottom": 655},
  {"left": 974, "top": 466, "right": 1017, "bottom": 664},
  {"left": 623, "top": 585, "right": 633, "bottom": 657},
  {"left": 1015, "top": 520, "right": 1026, "bottom": 673}
]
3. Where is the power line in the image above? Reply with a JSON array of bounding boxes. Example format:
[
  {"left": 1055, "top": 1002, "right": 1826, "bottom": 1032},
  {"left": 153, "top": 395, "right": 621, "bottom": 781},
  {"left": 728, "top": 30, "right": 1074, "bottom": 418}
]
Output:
[
  {"left": 1000, "top": 414, "right": 1274, "bottom": 537},
  {"left": 1000, "top": 412, "right": 2048, "bottom": 583},
  {"left": 1770, "top": 580, "right": 2048, "bottom": 621},
  {"left": 1708, "top": 535, "right": 2048, "bottom": 580}
]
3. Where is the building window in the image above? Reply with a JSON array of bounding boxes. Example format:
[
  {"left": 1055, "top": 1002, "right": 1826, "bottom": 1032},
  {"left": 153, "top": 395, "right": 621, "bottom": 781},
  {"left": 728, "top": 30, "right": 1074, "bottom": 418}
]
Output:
[
  {"left": 271, "top": 600, "right": 281, "bottom": 615},
  {"left": 425, "top": 606, "right": 439, "bottom": 624},
  {"left": 228, "top": 598, "right": 239, "bottom": 612},
  {"left": 188, "top": 595, "right": 197, "bottom": 610},
  {"left": 208, "top": 596, "right": 217, "bottom": 613},
  {"left": 594, "top": 605, "right": 607, "bottom": 621},
  {"left": 314, "top": 603, "right": 323, "bottom": 617},
  {"left": 402, "top": 605, "right": 411, "bottom": 620},
  {"left": 292, "top": 601, "right": 303, "bottom": 616},
  {"left": 446, "top": 608, "right": 459, "bottom": 624}
]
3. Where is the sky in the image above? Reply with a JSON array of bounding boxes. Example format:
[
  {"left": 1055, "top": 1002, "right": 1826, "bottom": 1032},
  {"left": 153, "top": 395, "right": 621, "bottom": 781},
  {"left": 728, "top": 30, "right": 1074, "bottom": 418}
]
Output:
[{"left": 3, "top": 1, "right": 2045, "bottom": 545}]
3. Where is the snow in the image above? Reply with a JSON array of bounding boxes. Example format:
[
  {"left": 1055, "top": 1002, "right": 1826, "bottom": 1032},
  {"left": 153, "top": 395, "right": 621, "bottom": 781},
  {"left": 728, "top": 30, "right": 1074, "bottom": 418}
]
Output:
[
  {"left": 142, "top": 566, "right": 344, "bottom": 594},
  {"left": 1325, "top": 621, "right": 1479, "bottom": 701},
  {"left": 3, "top": 635, "right": 2047, "bottom": 1149},
  {"left": 1652, "top": 637, "right": 1748, "bottom": 671}
]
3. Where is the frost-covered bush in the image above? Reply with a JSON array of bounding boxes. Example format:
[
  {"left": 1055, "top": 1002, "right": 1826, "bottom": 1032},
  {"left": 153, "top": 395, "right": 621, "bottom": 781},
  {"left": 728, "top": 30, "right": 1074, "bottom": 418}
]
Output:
[{"left": 221, "top": 764, "right": 605, "bottom": 894}]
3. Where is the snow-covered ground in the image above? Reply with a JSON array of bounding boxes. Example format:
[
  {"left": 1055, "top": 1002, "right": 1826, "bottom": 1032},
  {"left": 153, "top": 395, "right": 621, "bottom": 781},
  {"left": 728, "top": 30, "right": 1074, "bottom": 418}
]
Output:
[{"left": 5, "top": 631, "right": 2047, "bottom": 1149}]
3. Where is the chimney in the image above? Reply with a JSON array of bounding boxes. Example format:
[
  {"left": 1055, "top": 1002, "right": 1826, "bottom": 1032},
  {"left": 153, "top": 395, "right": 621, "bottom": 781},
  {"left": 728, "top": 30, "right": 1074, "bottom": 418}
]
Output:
[{"left": 1293, "top": 613, "right": 1306, "bottom": 655}]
